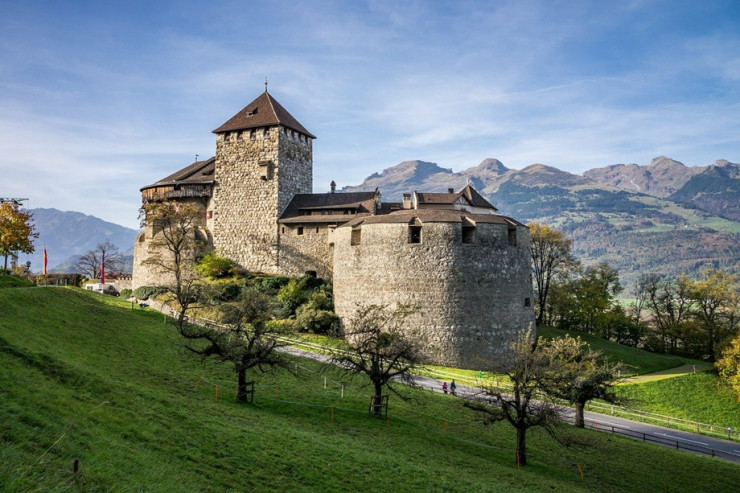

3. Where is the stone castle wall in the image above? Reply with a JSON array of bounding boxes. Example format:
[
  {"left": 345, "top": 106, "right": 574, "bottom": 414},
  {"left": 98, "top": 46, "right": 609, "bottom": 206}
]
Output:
[
  {"left": 212, "top": 126, "right": 312, "bottom": 274},
  {"left": 332, "top": 220, "right": 535, "bottom": 369},
  {"left": 279, "top": 223, "right": 334, "bottom": 279}
]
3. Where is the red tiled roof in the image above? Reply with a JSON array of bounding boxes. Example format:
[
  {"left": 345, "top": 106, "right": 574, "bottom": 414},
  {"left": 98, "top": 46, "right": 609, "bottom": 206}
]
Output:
[{"left": 212, "top": 91, "right": 316, "bottom": 138}]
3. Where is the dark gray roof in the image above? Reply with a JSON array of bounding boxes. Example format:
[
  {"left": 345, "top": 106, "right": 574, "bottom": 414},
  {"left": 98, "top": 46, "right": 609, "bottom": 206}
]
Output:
[
  {"left": 279, "top": 192, "right": 377, "bottom": 224},
  {"left": 213, "top": 91, "right": 316, "bottom": 138},
  {"left": 340, "top": 209, "right": 524, "bottom": 228},
  {"left": 141, "top": 157, "right": 215, "bottom": 191},
  {"left": 416, "top": 185, "right": 497, "bottom": 211}
]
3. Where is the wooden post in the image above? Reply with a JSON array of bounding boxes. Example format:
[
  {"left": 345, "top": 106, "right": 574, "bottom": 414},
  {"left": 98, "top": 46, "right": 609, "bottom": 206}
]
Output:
[{"left": 214, "top": 386, "right": 219, "bottom": 402}]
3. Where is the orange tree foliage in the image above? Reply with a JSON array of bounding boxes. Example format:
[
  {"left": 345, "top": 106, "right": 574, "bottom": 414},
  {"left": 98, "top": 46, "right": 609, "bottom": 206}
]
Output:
[{"left": 0, "top": 202, "right": 38, "bottom": 272}]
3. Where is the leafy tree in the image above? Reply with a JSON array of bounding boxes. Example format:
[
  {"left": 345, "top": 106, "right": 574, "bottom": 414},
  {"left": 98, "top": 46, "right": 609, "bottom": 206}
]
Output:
[
  {"left": 540, "top": 335, "right": 625, "bottom": 427},
  {"left": 529, "top": 223, "right": 579, "bottom": 325},
  {"left": 684, "top": 269, "right": 739, "bottom": 360},
  {"left": 74, "top": 240, "right": 124, "bottom": 279},
  {"left": 179, "top": 288, "right": 291, "bottom": 402},
  {"left": 140, "top": 201, "right": 205, "bottom": 328},
  {"left": 0, "top": 202, "right": 38, "bottom": 273},
  {"left": 573, "top": 262, "right": 622, "bottom": 336},
  {"left": 715, "top": 332, "right": 740, "bottom": 400},
  {"left": 635, "top": 274, "right": 692, "bottom": 354},
  {"left": 331, "top": 304, "right": 422, "bottom": 416},
  {"left": 464, "top": 329, "right": 559, "bottom": 466}
]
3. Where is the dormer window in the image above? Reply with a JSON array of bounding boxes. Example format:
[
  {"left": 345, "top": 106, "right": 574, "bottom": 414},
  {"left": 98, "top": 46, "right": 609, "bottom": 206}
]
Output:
[{"left": 247, "top": 108, "right": 258, "bottom": 117}]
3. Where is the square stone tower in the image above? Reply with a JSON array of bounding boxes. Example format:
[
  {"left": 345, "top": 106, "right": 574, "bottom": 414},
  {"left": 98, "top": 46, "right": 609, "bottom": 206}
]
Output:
[{"left": 211, "top": 90, "right": 315, "bottom": 273}]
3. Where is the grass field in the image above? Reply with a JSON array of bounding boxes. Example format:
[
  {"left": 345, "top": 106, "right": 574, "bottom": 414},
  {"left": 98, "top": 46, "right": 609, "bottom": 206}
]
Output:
[
  {"left": 0, "top": 274, "right": 34, "bottom": 288},
  {"left": 1, "top": 287, "right": 739, "bottom": 491},
  {"left": 616, "top": 373, "right": 740, "bottom": 430},
  {"left": 537, "top": 326, "right": 705, "bottom": 375}
]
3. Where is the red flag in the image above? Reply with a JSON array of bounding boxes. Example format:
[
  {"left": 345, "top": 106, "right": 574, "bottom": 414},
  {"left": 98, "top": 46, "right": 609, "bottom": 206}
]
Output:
[
  {"left": 43, "top": 246, "right": 48, "bottom": 275},
  {"left": 101, "top": 251, "right": 105, "bottom": 284}
]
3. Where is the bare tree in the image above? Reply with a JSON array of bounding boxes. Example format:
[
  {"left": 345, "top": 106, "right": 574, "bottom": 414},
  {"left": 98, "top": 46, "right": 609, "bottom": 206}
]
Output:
[
  {"left": 539, "top": 335, "right": 625, "bottom": 427},
  {"left": 74, "top": 240, "right": 123, "bottom": 279},
  {"left": 331, "top": 304, "right": 423, "bottom": 416},
  {"left": 140, "top": 200, "right": 205, "bottom": 328},
  {"left": 464, "top": 329, "right": 559, "bottom": 466},
  {"left": 179, "top": 288, "right": 292, "bottom": 402}
]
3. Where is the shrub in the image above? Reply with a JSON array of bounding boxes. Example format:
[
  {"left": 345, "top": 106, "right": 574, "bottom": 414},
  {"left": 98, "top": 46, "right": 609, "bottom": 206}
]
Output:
[
  {"left": 257, "top": 276, "right": 291, "bottom": 295},
  {"left": 295, "top": 305, "right": 339, "bottom": 334},
  {"left": 217, "top": 282, "right": 241, "bottom": 302},
  {"left": 119, "top": 288, "right": 133, "bottom": 299},
  {"left": 133, "top": 286, "right": 167, "bottom": 300},
  {"left": 196, "top": 252, "right": 235, "bottom": 279}
]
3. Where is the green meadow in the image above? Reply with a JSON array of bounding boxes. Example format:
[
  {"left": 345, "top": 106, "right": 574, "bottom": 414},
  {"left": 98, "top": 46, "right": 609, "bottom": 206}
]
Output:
[{"left": 1, "top": 286, "right": 738, "bottom": 491}]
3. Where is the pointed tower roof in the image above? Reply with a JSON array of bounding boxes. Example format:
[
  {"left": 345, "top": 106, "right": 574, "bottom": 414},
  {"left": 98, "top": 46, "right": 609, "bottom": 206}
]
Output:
[{"left": 212, "top": 91, "right": 316, "bottom": 138}]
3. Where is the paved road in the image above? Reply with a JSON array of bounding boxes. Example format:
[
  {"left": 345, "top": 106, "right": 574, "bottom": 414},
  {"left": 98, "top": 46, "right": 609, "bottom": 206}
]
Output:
[
  {"left": 409, "top": 374, "right": 740, "bottom": 464},
  {"left": 284, "top": 346, "right": 740, "bottom": 464}
]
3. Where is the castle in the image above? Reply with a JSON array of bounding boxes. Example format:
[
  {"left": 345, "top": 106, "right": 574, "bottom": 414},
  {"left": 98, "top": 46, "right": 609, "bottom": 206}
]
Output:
[{"left": 133, "top": 89, "right": 535, "bottom": 369}]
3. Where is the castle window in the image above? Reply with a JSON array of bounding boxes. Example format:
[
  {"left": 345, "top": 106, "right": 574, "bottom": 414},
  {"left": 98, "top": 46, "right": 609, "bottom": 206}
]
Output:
[
  {"left": 259, "top": 161, "right": 274, "bottom": 180},
  {"left": 315, "top": 227, "right": 319, "bottom": 233},
  {"left": 508, "top": 226, "right": 517, "bottom": 246},
  {"left": 250, "top": 130, "right": 256, "bottom": 141},
  {"left": 281, "top": 226, "right": 285, "bottom": 234},
  {"left": 409, "top": 225, "right": 422, "bottom": 244},
  {"left": 525, "top": 298, "right": 531, "bottom": 307},
  {"left": 236, "top": 131, "right": 243, "bottom": 142},
  {"left": 223, "top": 133, "right": 230, "bottom": 143},
  {"left": 351, "top": 228, "right": 361, "bottom": 246},
  {"left": 462, "top": 226, "right": 476, "bottom": 244},
  {"left": 263, "top": 128, "right": 269, "bottom": 138},
  {"left": 297, "top": 226, "right": 304, "bottom": 236}
]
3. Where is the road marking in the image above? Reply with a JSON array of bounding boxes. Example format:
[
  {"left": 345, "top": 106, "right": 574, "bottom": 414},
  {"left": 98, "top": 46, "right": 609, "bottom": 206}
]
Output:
[
  {"left": 590, "top": 419, "right": 630, "bottom": 429},
  {"left": 655, "top": 433, "right": 708, "bottom": 446}
]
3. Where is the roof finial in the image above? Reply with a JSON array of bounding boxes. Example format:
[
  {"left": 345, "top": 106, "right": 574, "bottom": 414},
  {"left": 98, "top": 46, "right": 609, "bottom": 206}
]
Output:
[
  {"left": 195, "top": 154, "right": 199, "bottom": 163},
  {"left": 265, "top": 77, "right": 269, "bottom": 93}
]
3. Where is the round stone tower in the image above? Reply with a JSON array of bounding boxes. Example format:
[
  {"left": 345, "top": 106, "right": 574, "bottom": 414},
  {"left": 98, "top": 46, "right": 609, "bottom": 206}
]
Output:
[
  {"left": 332, "top": 209, "right": 535, "bottom": 370},
  {"left": 211, "top": 90, "right": 315, "bottom": 274}
]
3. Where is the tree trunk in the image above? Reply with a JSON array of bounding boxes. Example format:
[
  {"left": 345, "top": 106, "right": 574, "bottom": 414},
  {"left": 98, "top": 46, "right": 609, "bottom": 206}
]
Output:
[
  {"left": 516, "top": 425, "right": 527, "bottom": 466},
  {"left": 372, "top": 381, "right": 383, "bottom": 416},
  {"left": 575, "top": 402, "right": 585, "bottom": 428},
  {"left": 237, "top": 368, "right": 248, "bottom": 403}
]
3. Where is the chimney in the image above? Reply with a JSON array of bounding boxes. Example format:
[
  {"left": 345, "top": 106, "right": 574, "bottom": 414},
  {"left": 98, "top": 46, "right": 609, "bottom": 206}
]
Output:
[
  {"left": 330, "top": 180, "right": 336, "bottom": 193},
  {"left": 402, "top": 193, "right": 412, "bottom": 209},
  {"left": 448, "top": 188, "right": 455, "bottom": 194}
]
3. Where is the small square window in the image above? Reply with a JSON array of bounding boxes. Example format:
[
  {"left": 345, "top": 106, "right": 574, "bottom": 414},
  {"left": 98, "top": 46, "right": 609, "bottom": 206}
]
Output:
[
  {"left": 351, "top": 228, "right": 361, "bottom": 246},
  {"left": 462, "top": 226, "right": 475, "bottom": 244},
  {"left": 297, "top": 226, "right": 304, "bottom": 236},
  {"left": 409, "top": 226, "right": 422, "bottom": 244},
  {"left": 508, "top": 226, "right": 517, "bottom": 246}
]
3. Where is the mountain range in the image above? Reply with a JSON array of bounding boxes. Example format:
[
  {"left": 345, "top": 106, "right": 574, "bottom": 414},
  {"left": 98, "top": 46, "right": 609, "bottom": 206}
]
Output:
[
  {"left": 24, "top": 209, "right": 138, "bottom": 274},
  {"left": 344, "top": 156, "right": 740, "bottom": 293},
  {"left": 23, "top": 156, "right": 739, "bottom": 292}
]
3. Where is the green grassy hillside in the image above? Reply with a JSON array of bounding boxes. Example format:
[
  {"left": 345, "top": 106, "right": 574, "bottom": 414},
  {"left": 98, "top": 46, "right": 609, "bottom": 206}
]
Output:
[
  {"left": 537, "top": 326, "right": 703, "bottom": 375},
  {"left": 1, "top": 288, "right": 738, "bottom": 491}
]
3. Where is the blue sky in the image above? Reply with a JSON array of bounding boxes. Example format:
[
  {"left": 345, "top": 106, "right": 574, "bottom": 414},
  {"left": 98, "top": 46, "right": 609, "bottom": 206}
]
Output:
[{"left": 1, "top": 0, "right": 739, "bottom": 229}]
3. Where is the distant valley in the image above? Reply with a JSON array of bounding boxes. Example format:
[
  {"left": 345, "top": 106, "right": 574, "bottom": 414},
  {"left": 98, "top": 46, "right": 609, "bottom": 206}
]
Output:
[
  {"left": 344, "top": 156, "right": 740, "bottom": 293},
  {"left": 26, "top": 156, "right": 739, "bottom": 292}
]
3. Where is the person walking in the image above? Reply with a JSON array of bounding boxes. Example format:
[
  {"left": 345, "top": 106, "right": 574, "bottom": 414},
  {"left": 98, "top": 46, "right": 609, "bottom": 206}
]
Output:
[
  {"left": 450, "top": 380, "right": 457, "bottom": 396},
  {"left": 442, "top": 382, "right": 448, "bottom": 394}
]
